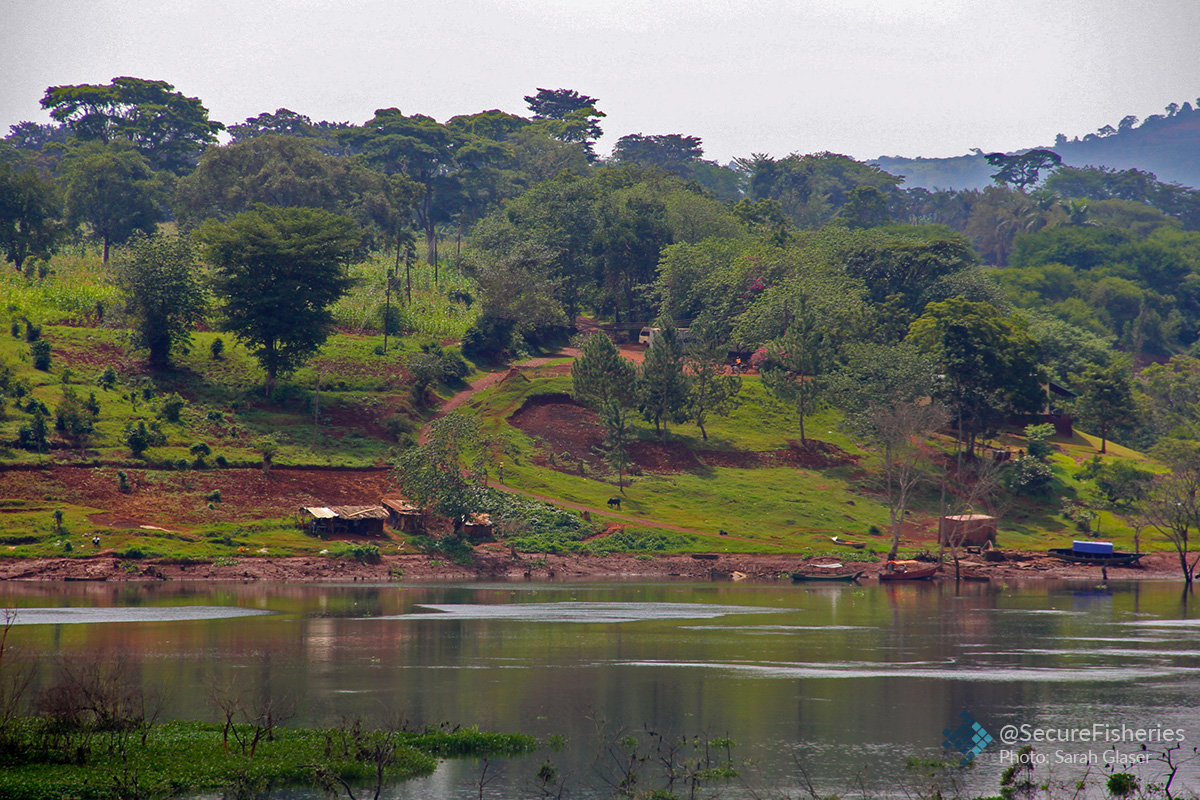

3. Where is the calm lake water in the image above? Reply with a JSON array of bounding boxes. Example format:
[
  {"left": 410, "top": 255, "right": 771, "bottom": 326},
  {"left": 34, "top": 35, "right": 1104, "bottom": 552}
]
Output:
[{"left": 4, "top": 578, "right": 1200, "bottom": 799}]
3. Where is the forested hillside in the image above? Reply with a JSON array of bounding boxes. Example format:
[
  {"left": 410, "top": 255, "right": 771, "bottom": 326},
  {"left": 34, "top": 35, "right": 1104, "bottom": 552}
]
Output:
[
  {"left": 5, "top": 77, "right": 1200, "bottom": 573},
  {"left": 876, "top": 97, "right": 1200, "bottom": 191}
]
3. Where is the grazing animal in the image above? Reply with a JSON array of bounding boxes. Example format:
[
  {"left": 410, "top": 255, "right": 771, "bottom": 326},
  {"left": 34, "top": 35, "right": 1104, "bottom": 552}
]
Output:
[
  {"left": 92, "top": 537, "right": 101, "bottom": 547},
  {"left": 719, "top": 529, "right": 729, "bottom": 536},
  {"left": 607, "top": 497, "right": 622, "bottom": 510}
]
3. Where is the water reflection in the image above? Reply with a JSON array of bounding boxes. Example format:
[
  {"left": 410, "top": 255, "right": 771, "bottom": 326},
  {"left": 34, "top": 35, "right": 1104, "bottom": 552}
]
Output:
[{"left": 2, "top": 579, "right": 1200, "bottom": 799}]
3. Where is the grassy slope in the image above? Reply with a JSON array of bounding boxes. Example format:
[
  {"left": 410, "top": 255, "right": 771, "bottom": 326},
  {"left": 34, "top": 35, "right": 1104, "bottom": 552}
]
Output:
[{"left": 475, "top": 365, "right": 1165, "bottom": 557}]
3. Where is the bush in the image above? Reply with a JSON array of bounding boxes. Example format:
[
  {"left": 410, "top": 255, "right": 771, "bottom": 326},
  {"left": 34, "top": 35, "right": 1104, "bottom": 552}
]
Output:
[
  {"left": 1024, "top": 423, "right": 1055, "bottom": 459},
  {"left": 461, "top": 313, "right": 515, "bottom": 360},
  {"left": 158, "top": 393, "right": 186, "bottom": 423},
  {"left": 336, "top": 544, "right": 381, "bottom": 564},
  {"left": 30, "top": 339, "right": 51, "bottom": 371},
  {"left": 210, "top": 337, "right": 224, "bottom": 359},
  {"left": 1007, "top": 456, "right": 1054, "bottom": 496},
  {"left": 205, "top": 489, "right": 221, "bottom": 503},
  {"left": 97, "top": 366, "right": 118, "bottom": 390},
  {"left": 117, "top": 471, "right": 131, "bottom": 494},
  {"left": 189, "top": 442, "right": 211, "bottom": 457},
  {"left": 214, "top": 454, "right": 228, "bottom": 468}
]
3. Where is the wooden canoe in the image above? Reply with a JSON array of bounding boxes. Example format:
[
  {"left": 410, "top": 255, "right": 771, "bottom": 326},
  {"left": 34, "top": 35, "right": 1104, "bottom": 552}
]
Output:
[
  {"left": 791, "top": 570, "right": 865, "bottom": 583},
  {"left": 879, "top": 562, "right": 939, "bottom": 581},
  {"left": 830, "top": 536, "right": 866, "bottom": 549}
]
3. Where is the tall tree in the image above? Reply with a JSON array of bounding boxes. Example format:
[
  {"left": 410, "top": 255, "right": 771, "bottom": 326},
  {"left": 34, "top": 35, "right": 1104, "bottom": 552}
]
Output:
[
  {"left": 1072, "top": 359, "right": 1138, "bottom": 453},
  {"left": 524, "top": 88, "right": 605, "bottom": 159},
  {"left": 111, "top": 232, "right": 207, "bottom": 369},
  {"left": 571, "top": 331, "right": 636, "bottom": 410},
  {"left": 40, "top": 77, "right": 223, "bottom": 174},
  {"left": 351, "top": 108, "right": 504, "bottom": 266},
  {"left": 199, "top": 205, "right": 361, "bottom": 393},
  {"left": 0, "top": 162, "right": 61, "bottom": 269},
  {"left": 174, "top": 135, "right": 381, "bottom": 227},
  {"left": 760, "top": 298, "right": 827, "bottom": 444},
  {"left": 684, "top": 313, "right": 741, "bottom": 440},
  {"left": 907, "top": 298, "right": 1044, "bottom": 455},
  {"left": 830, "top": 342, "right": 947, "bottom": 560},
  {"left": 638, "top": 320, "right": 689, "bottom": 436},
  {"left": 1143, "top": 440, "right": 1200, "bottom": 583},
  {"left": 60, "top": 141, "right": 166, "bottom": 263},
  {"left": 393, "top": 413, "right": 492, "bottom": 536},
  {"left": 984, "top": 149, "right": 1062, "bottom": 191},
  {"left": 611, "top": 133, "right": 704, "bottom": 177}
]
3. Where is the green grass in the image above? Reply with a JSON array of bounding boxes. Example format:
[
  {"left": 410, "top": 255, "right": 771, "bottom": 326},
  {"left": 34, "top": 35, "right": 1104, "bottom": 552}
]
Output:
[
  {"left": 467, "top": 365, "right": 1172, "bottom": 556},
  {"left": 0, "top": 717, "right": 536, "bottom": 800}
]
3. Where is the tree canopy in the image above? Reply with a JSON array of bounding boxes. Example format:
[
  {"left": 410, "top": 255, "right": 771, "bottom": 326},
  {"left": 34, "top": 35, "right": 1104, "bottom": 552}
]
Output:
[
  {"left": 199, "top": 205, "right": 362, "bottom": 392},
  {"left": 41, "top": 77, "right": 223, "bottom": 174}
]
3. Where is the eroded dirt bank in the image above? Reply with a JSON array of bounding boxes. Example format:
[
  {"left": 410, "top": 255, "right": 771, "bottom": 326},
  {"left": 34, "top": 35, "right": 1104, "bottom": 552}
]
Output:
[{"left": 0, "top": 549, "right": 1185, "bottom": 583}]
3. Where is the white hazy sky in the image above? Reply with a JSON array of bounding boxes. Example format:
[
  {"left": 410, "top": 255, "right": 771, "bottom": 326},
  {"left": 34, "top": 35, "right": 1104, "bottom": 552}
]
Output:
[{"left": 3, "top": 0, "right": 1198, "bottom": 163}]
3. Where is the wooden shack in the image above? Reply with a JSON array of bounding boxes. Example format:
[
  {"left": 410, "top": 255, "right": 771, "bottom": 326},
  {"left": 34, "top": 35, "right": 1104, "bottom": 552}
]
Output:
[
  {"left": 381, "top": 498, "right": 425, "bottom": 533},
  {"left": 462, "top": 513, "right": 494, "bottom": 543},
  {"left": 302, "top": 505, "right": 389, "bottom": 537},
  {"left": 939, "top": 514, "right": 997, "bottom": 548}
]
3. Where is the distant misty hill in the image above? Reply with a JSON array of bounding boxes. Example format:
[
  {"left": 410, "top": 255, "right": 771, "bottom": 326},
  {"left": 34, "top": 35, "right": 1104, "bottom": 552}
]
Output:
[{"left": 874, "top": 103, "right": 1200, "bottom": 191}]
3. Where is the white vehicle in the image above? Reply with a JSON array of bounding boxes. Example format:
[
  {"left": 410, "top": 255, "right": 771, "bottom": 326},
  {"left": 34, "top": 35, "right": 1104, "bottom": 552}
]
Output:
[{"left": 638, "top": 327, "right": 691, "bottom": 346}]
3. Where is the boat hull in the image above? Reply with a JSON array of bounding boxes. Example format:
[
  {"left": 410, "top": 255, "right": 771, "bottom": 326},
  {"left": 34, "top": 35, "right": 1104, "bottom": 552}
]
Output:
[
  {"left": 879, "top": 566, "right": 939, "bottom": 581},
  {"left": 791, "top": 571, "right": 865, "bottom": 583},
  {"left": 1047, "top": 548, "right": 1145, "bottom": 566}
]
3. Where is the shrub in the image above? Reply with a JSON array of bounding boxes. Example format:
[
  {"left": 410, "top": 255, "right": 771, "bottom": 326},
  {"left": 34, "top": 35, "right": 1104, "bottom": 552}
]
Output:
[
  {"left": 214, "top": 454, "right": 228, "bottom": 468},
  {"left": 210, "top": 337, "right": 225, "bottom": 359},
  {"left": 337, "top": 544, "right": 381, "bottom": 564},
  {"left": 1007, "top": 456, "right": 1054, "bottom": 496},
  {"left": 1023, "top": 423, "right": 1055, "bottom": 459},
  {"left": 205, "top": 489, "right": 222, "bottom": 503},
  {"left": 97, "top": 366, "right": 118, "bottom": 390},
  {"left": 117, "top": 471, "right": 131, "bottom": 494},
  {"left": 189, "top": 442, "right": 211, "bottom": 457},
  {"left": 30, "top": 339, "right": 51, "bottom": 371},
  {"left": 158, "top": 393, "right": 186, "bottom": 423}
]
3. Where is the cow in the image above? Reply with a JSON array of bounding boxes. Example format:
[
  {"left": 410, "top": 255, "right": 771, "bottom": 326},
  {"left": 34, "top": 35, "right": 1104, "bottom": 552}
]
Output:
[{"left": 607, "top": 497, "right": 622, "bottom": 510}]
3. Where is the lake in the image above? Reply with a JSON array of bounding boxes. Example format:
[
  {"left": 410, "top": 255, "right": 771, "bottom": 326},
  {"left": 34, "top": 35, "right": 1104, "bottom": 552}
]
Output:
[{"left": 3, "top": 577, "right": 1200, "bottom": 798}]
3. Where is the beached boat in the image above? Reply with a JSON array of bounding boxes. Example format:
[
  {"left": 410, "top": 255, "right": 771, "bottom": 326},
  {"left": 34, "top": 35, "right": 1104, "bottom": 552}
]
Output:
[
  {"left": 791, "top": 570, "right": 865, "bottom": 583},
  {"left": 830, "top": 536, "right": 866, "bottom": 549},
  {"left": 879, "top": 560, "right": 939, "bottom": 581},
  {"left": 1047, "top": 548, "right": 1145, "bottom": 566}
]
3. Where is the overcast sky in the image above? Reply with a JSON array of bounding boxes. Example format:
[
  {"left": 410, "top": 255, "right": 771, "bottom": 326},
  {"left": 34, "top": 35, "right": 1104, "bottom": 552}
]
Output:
[{"left": 3, "top": 0, "right": 1198, "bottom": 164}]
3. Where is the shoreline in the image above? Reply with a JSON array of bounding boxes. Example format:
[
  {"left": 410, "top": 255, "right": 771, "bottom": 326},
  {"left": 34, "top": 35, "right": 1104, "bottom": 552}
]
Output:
[{"left": 0, "top": 549, "right": 1186, "bottom": 583}]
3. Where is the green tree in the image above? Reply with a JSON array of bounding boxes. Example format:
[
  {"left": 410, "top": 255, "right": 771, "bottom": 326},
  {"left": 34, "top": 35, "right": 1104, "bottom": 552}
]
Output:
[
  {"left": 0, "top": 162, "right": 61, "bottom": 269},
  {"left": 907, "top": 298, "right": 1044, "bottom": 455},
  {"left": 199, "top": 206, "right": 361, "bottom": 393},
  {"left": 570, "top": 332, "right": 636, "bottom": 411},
  {"left": 611, "top": 133, "right": 704, "bottom": 177},
  {"left": 684, "top": 314, "right": 741, "bottom": 441},
  {"left": 393, "top": 413, "right": 492, "bottom": 535},
  {"left": 175, "top": 135, "right": 382, "bottom": 228},
  {"left": 1072, "top": 360, "right": 1138, "bottom": 453},
  {"left": 524, "top": 88, "right": 605, "bottom": 157},
  {"left": 60, "top": 141, "right": 165, "bottom": 263},
  {"left": 637, "top": 321, "right": 689, "bottom": 436},
  {"left": 111, "top": 232, "right": 206, "bottom": 369},
  {"left": 830, "top": 342, "right": 945, "bottom": 559},
  {"left": 40, "top": 77, "right": 223, "bottom": 174},
  {"left": 1143, "top": 440, "right": 1200, "bottom": 583},
  {"left": 838, "top": 185, "right": 892, "bottom": 229},
  {"left": 599, "top": 400, "right": 635, "bottom": 494},
  {"left": 985, "top": 149, "right": 1062, "bottom": 191},
  {"left": 760, "top": 299, "right": 827, "bottom": 444}
]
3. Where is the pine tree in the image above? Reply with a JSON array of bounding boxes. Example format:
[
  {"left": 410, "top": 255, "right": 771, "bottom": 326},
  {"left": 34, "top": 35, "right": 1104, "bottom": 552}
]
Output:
[
  {"left": 638, "top": 321, "right": 689, "bottom": 436},
  {"left": 570, "top": 332, "right": 635, "bottom": 410}
]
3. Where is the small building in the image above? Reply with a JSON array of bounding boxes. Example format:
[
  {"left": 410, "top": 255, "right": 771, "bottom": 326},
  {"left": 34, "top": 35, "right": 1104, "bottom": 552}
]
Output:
[
  {"left": 940, "top": 514, "right": 997, "bottom": 548},
  {"left": 462, "top": 513, "right": 494, "bottom": 543},
  {"left": 302, "top": 505, "right": 389, "bottom": 537},
  {"left": 382, "top": 498, "right": 425, "bottom": 533}
]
